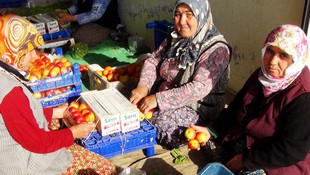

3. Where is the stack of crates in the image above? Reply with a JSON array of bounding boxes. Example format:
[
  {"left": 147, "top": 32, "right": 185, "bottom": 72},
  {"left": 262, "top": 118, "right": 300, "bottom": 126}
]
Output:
[
  {"left": 146, "top": 20, "right": 174, "bottom": 50},
  {"left": 79, "top": 120, "right": 157, "bottom": 159},
  {"left": 0, "top": 0, "right": 27, "bottom": 7},
  {"left": 27, "top": 49, "right": 82, "bottom": 107}
]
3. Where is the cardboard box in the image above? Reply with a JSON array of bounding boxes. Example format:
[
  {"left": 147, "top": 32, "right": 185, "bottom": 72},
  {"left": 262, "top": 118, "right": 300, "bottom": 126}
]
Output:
[
  {"left": 35, "top": 14, "right": 59, "bottom": 34},
  {"left": 64, "top": 89, "right": 139, "bottom": 135},
  {"left": 99, "top": 88, "right": 140, "bottom": 133},
  {"left": 80, "top": 91, "right": 121, "bottom": 136},
  {"left": 27, "top": 16, "right": 46, "bottom": 35}
]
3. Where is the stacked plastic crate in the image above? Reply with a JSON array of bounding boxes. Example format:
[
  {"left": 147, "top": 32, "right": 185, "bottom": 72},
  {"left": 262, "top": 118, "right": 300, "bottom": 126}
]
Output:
[{"left": 79, "top": 120, "right": 157, "bottom": 159}]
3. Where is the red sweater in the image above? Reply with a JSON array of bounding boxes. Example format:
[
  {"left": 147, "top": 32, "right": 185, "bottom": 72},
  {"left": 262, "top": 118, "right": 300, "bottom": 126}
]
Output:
[{"left": 0, "top": 87, "right": 74, "bottom": 153}]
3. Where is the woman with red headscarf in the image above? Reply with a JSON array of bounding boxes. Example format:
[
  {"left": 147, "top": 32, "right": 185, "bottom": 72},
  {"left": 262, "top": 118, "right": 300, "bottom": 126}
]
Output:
[
  {"left": 0, "top": 14, "right": 116, "bottom": 174},
  {"left": 193, "top": 24, "right": 310, "bottom": 175}
]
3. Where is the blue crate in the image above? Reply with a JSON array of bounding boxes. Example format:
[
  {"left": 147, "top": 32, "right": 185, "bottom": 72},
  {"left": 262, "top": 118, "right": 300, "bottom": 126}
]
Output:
[
  {"left": 39, "top": 83, "right": 82, "bottom": 108},
  {"left": 43, "top": 28, "right": 71, "bottom": 41},
  {"left": 0, "top": 0, "right": 26, "bottom": 7},
  {"left": 27, "top": 63, "right": 82, "bottom": 93},
  {"left": 146, "top": 20, "right": 174, "bottom": 50},
  {"left": 80, "top": 120, "right": 157, "bottom": 159},
  {"left": 198, "top": 163, "right": 234, "bottom": 175}
]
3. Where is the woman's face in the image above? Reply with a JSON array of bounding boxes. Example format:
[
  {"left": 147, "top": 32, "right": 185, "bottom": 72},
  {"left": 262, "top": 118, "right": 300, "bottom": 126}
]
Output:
[
  {"left": 263, "top": 46, "right": 293, "bottom": 78},
  {"left": 174, "top": 3, "right": 198, "bottom": 38},
  {"left": 22, "top": 49, "right": 38, "bottom": 71}
]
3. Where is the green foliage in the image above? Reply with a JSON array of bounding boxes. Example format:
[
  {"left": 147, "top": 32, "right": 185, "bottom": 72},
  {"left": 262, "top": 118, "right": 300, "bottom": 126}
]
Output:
[
  {"left": 71, "top": 43, "right": 89, "bottom": 60},
  {"left": 6, "top": 2, "right": 70, "bottom": 16}
]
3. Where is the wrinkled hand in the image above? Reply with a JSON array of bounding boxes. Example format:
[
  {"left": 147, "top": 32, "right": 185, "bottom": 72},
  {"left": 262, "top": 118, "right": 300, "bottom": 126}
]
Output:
[
  {"left": 57, "top": 13, "right": 76, "bottom": 25},
  {"left": 190, "top": 124, "right": 211, "bottom": 146},
  {"left": 130, "top": 85, "right": 149, "bottom": 105},
  {"left": 52, "top": 103, "right": 68, "bottom": 119},
  {"left": 139, "top": 94, "right": 157, "bottom": 113},
  {"left": 226, "top": 154, "right": 244, "bottom": 173},
  {"left": 69, "top": 122, "right": 96, "bottom": 139}
]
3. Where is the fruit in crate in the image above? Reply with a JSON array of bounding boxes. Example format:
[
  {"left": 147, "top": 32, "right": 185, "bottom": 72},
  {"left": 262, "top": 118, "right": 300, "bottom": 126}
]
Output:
[
  {"left": 27, "top": 54, "right": 73, "bottom": 82},
  {"left": 68, "top": 101, "right": 96, "bottom": 123},
  {"left": 71, "top": 42, "right": 88, "bottom": 60},
  {"left": 93, "top": 63, "right": 143, "bottom": 84}
]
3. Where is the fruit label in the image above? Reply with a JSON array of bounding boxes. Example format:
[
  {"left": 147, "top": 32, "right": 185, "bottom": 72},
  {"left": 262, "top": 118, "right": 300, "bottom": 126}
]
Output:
[
  {"left": 98, "top": 88, "right": 140, "bottom": 133},
  {"left": 120, "top": 111, "right": 140, "bottom": 133}
]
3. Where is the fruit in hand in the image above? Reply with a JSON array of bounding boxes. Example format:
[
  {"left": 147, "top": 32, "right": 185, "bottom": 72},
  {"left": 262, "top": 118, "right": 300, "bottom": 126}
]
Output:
[
  {"left": 188, "top": 139, "right": 200, "bottom": 150},
  {"left": 184, "top": 127, "right": 196, "bottom": 140},
  {"left": 195, "top": 132, "right": 208, "bottom": 143},
  {"left": 144, "top": 109, "right": 154, "bottom": 120}
]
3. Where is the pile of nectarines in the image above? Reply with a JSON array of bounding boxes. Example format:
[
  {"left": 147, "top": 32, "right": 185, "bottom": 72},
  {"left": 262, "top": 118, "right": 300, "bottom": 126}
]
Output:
[
  {"left": 33, "top": 85, "right": 74, "bottom": 99},
  {"left": 94, "top": 63, "right": 143, "bottom": 85},
  {"left": 27, "top": 54, "right": 73, "bottom": 82},
  {"left": 68, "top": 101, "right": 96, "bottom": 124},
  {"left": 184, "top": 127, "right": 208, "bottom": 150}
]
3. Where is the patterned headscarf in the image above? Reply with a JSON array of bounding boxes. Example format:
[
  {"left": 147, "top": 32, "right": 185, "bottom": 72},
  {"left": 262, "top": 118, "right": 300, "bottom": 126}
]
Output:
[
  {"left": 258, "top": 24, "right": 309, "bottom": 96},
  {"left": 0, "top": 14, "right": 44, "bottom": 70},
  {"left": 166, "top": 0, "right": 227, "bottom": 69}
]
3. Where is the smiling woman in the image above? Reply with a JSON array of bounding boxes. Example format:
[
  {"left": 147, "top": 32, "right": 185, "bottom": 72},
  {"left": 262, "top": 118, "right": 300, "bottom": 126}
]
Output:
[{"left": 129, "top": 0, "right": 231, "bottom": 149}]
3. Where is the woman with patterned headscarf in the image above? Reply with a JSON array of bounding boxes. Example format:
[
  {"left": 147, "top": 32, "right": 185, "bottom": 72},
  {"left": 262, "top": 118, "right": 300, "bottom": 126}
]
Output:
[
  {"left": 130, "top": 0, "right": 231, "bottom": 149},
  {"left": 192, "top": 24, "right": 310, "bottom": 175},
  {"left": 0, "top": 14, "right": 116, "bottom": 174}
]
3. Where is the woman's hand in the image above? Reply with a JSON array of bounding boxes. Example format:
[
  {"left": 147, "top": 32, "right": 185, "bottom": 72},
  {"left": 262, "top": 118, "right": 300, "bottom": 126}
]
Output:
[
  {"left": 69, "top": 122, "right": 96, "bottom": 139},
  {"left": 190, "top": 124, "right": 212, "bottom": 145},
  {"left": 52, "top": 103, "right": 68, "bottom": 119},
  {"left": 130, "top": 85, "right": 149, "bottom": 105},
  {"left": 226, "top": 154, "right": 244, "bottom": 173},
  {"left": 139, "top": 94, "right": 157, "bottom": 113},
  {"left": 57, "top": 13, "right": 77, "bottom": 25}
]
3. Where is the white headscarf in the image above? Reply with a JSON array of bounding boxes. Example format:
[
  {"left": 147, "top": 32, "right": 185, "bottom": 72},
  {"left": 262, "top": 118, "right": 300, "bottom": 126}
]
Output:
[{"left": 258, "top": 24, "right": 309, "bottom": 97}]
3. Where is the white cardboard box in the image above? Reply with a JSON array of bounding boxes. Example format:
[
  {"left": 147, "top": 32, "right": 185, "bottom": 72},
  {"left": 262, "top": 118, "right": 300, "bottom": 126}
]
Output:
[
  {"left": 99, "top": 88, "right": 140, "bottom": 133},
  {"left": 35, "top": 14, "right": 60, "bottom": 34},
  {"left": 80, "top": 91, "right": 121, "bottom": 136},
  {"left": 27, "top": 16, "right": 46, "bottom": 35}
]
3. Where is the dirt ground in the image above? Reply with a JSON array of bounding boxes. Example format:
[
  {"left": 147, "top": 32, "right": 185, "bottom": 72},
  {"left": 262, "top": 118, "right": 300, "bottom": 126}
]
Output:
[{"left": 109, "top": 144, "right": 211, "bottom": 175}]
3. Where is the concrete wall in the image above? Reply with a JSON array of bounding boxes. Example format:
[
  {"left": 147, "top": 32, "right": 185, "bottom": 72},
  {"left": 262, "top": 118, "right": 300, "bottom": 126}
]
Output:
[{"left": 118, "top": 0, "right": 306, "bottom": 94}]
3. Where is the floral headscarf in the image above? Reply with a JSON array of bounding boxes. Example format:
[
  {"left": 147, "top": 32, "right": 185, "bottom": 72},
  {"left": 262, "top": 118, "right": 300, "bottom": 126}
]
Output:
[
  {"left": 258, "top": 24, "right": 309, "bottom": 96},
  {"left": 0, "top": 14, "right": 44, "bottom": 70},
  {"left": 166, "top": 0, "right": 227, "bottom": 69}
]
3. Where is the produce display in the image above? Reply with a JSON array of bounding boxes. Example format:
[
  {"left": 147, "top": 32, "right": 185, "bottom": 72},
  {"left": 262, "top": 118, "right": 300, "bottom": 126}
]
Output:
[
  {"left": 25, "top": 53, "right": 82, "bottom": 107},
  {"left": 67, "top": 100, "right": 96, "bottom": 124},
  {"left": 184, "top": 127, "right": 208, "bottom": 150},
  {"left": 94, "top": 62, "right": 142, "bottom": 84},
  {"left": 27, "top": 54, "right": 72, "bottom": 82}
]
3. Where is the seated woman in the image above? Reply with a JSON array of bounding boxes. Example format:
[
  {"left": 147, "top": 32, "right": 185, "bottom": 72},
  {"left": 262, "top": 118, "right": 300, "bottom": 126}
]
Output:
[
  {"left": 56, "top": 0, "right": 120, "bottom": 46},
  {"left": 192, "top": 24, "right": 310, "bottom": 175},
  {"left": 0, "top": 14, "right": 116, "bottom": 174},
  {"left": 130, "top": 0, "right": 231, "bottom": 149}
]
